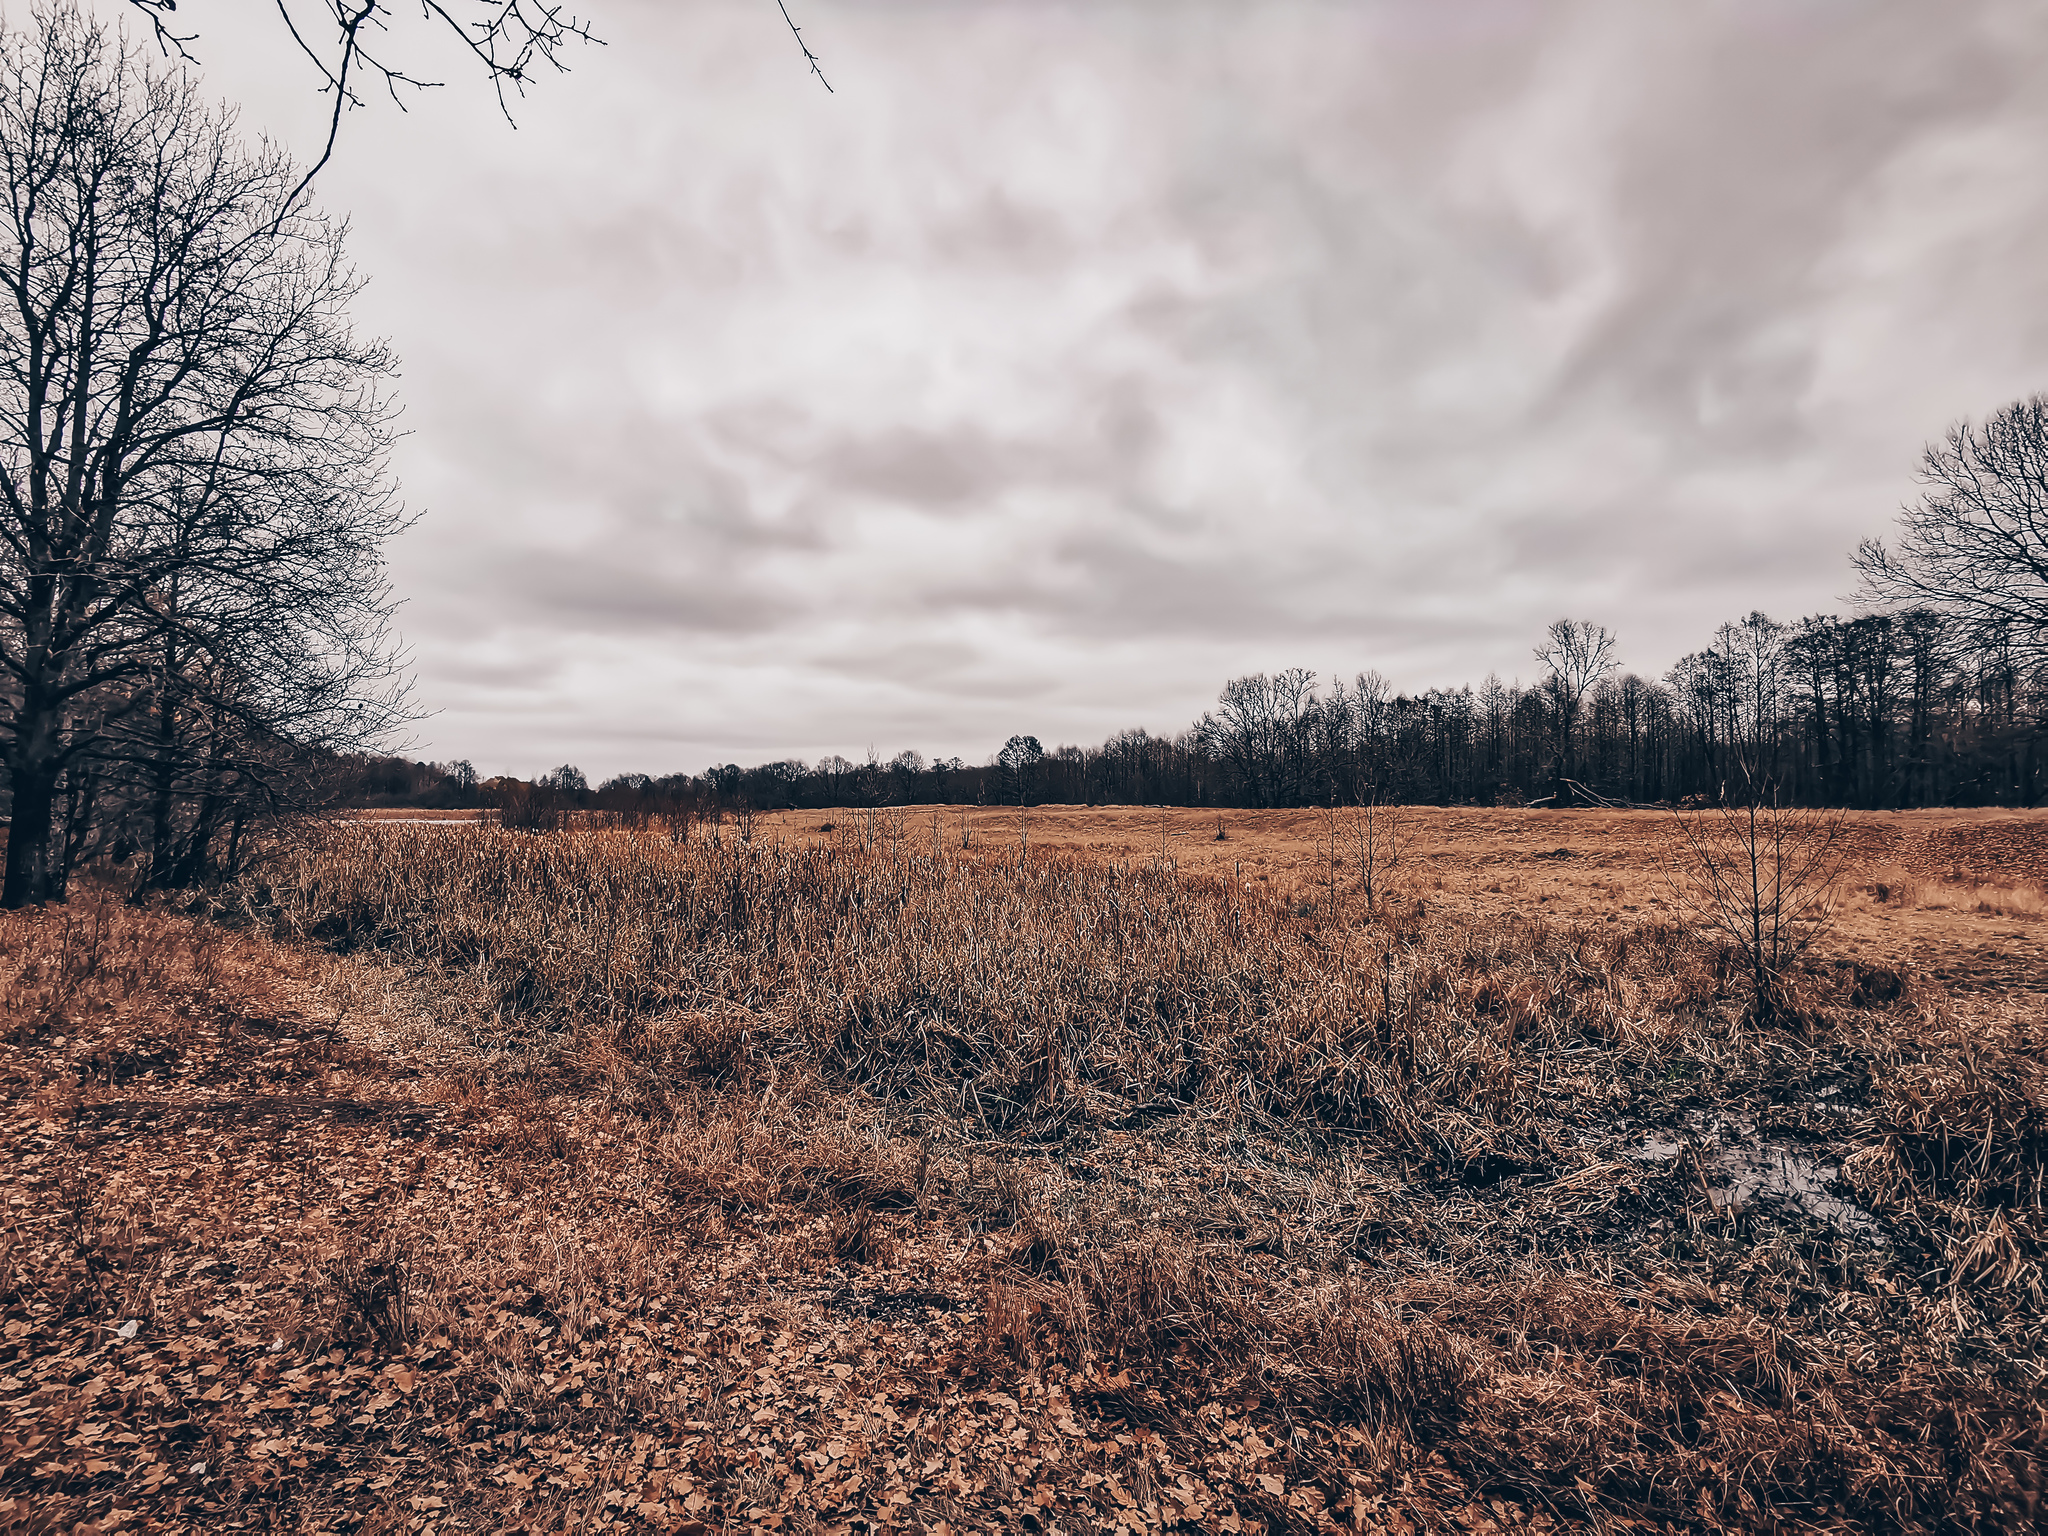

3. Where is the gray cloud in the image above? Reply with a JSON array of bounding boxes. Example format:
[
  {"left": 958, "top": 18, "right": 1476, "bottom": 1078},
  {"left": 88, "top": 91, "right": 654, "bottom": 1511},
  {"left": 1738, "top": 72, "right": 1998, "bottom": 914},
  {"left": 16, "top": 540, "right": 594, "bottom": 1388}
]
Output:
[{"left": 161, "top": 0, "right": 2048, "bottom": 778}]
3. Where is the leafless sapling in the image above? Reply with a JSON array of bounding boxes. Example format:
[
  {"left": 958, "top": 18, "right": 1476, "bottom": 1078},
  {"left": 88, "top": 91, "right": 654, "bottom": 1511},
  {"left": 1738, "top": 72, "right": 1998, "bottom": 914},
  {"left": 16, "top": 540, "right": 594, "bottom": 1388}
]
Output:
[
  {"left": 1665, "top": 772, "right": 1847, "bottom": 1024},
  {"left": 1348, "top": 791, "right": 1399, "bottom": 914}
]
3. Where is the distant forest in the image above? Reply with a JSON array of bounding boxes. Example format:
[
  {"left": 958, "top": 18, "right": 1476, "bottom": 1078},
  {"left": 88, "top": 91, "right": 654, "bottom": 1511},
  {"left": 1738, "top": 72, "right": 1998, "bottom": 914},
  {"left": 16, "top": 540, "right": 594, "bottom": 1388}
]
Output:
[{"left": 362, "top": 605, "right": 2048, "bottom": 814}]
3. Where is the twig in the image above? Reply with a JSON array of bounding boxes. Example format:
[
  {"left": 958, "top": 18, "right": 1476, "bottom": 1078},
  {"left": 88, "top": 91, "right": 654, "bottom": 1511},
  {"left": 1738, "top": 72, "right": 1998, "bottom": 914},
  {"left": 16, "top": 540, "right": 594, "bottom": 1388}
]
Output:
[{"left": 776, "top": 0, "right": 832, "bottom": 92}]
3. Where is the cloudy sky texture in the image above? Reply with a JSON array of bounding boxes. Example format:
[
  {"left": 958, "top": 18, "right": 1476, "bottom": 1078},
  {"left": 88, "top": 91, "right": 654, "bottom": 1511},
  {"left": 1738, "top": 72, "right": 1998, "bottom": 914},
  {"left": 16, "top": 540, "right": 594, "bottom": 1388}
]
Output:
[{"left": 154, "top": 0, "right": 2048, "bottom": 779}]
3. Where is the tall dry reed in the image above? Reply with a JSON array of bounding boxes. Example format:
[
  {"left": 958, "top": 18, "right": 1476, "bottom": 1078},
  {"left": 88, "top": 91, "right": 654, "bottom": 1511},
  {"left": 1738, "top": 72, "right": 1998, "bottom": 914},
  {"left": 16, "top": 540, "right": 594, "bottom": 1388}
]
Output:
[
  {"left": 238, "top": 824, "right": 1717, "bottom": 1157},
  {"left": 210, "top": 823, "right": 2048, "bottom": 1530}
]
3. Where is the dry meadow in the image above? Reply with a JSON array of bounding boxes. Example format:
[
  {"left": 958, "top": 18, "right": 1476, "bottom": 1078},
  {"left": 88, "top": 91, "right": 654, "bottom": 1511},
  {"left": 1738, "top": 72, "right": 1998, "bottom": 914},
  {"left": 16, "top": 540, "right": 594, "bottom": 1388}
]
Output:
[{"left": 4, "top": 806, "right": 2045, "bottom": 1534}]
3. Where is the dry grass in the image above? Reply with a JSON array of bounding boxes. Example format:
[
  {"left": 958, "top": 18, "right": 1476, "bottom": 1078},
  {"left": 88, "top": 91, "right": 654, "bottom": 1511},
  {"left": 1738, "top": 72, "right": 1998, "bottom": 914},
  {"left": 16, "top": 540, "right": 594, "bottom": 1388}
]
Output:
[
  {"left": 6, "top": 817, "right": 2047, "bottom": 1532},
  {"left": 217, "top": 824, "right": 2048, "bottom": 1527},
  {"left": 1859, "top": 868, "right": 2048, "bottom": 921},
  {"left": 233, "top": 823, "right": 1777, "bottom": 1151},
  {"left": 794, "top": 803, "right": 2048, "bottom": 993}
]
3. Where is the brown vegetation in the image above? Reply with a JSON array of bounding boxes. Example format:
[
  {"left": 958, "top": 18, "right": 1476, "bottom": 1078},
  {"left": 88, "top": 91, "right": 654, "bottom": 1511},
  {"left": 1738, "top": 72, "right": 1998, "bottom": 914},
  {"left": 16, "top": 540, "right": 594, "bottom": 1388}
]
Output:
[
  {"left": 3, "top": 811, "right": 2045, "bottom": 1532},
  {"left": 792, "top": 804, "right": 2048, "bottom": 993}
]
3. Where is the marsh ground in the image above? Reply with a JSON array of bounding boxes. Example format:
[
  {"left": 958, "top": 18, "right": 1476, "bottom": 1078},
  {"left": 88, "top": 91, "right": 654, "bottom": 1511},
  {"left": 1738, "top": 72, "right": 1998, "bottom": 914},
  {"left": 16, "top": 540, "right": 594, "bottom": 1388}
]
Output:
[
  {"left": 7, "top": 807, "right": 2045, "bottom": 1534},
  {"left": 732, "top": 804, "right": 2048, "bottom": 995}
]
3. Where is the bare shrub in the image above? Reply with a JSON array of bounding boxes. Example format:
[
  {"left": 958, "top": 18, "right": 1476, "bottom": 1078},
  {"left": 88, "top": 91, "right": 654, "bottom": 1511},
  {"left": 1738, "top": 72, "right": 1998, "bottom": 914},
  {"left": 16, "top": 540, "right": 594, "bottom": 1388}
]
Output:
[
  {"left": 1346, "top": 793, "right": 1401, "bottom": 911},
  {"left": 491, "top": 781, "right": 566, "bottom": 834},
  {"left": 1665, "top": 784, "right": 1847, "bottom": 1022}
]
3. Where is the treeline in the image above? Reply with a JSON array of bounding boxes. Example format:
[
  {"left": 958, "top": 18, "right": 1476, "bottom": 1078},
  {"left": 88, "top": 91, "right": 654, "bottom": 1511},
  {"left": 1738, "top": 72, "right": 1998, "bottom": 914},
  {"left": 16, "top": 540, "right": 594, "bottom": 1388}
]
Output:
[
  {"left": 364, "top": 605, "right": 2048, "bottom": 816},
  {"left": 1164, "top": 609, "right": 2048, "bottom": 810}
]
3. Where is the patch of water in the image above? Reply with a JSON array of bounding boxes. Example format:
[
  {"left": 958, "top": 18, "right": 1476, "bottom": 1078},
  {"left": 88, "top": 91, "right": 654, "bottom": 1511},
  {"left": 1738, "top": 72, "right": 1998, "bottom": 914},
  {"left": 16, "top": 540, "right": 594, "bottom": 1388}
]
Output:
[{"left": 1627, "top": 1111, "right": 1885, "bottom": 1242}]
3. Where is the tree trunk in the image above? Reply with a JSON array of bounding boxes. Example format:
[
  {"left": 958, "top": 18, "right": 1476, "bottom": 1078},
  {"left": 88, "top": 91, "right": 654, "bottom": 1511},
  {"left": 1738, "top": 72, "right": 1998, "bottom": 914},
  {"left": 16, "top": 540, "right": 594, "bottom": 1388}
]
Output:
[
  {"left": 146, "top": 663, "right": 181, "bottom": 893},
  {"left": 169, "top": 788, "right": 223, "bottom": 888},
  {"left": 2, "top": 758, "right": 60, "bottom": 906},
  {"left": 223, "top": 812, "right": 248, "bottom": 879}
]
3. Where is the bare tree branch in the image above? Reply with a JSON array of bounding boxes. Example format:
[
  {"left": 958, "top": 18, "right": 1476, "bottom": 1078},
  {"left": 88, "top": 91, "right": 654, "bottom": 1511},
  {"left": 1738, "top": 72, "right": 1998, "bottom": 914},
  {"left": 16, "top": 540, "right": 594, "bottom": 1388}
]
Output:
[
  {"left": 776, "top": 0, "right": 831, "bottom": 93},
  {"left": 121, "top": 0, "right": 604, "bottom": 202},
  {"left": 1533, "top": 618, "right": 1618, "bottom": 805},
  {"left": 1854, "top": 395, "right": 2048, "bottom": 666}
]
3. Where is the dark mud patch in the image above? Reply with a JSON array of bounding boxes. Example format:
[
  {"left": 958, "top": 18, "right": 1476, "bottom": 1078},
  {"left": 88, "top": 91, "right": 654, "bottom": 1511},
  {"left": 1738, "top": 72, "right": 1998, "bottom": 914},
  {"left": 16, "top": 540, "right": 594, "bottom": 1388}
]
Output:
[{"left": 1627, "top": 1111, "right": 1884, "bottom": 1242}]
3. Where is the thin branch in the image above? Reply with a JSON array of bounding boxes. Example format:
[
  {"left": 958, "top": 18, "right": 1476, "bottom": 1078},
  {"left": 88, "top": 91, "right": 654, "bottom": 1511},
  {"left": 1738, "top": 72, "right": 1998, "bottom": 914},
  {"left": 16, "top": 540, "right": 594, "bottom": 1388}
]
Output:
[
  {"left": 777, "top": 0, "right": 832, "bottom": 93},
  {"left": 278, "top": 0, "right": 381, "bottom": 225},
  {"left": 123, "top": 0, "right": 197, "bottom": 65}
]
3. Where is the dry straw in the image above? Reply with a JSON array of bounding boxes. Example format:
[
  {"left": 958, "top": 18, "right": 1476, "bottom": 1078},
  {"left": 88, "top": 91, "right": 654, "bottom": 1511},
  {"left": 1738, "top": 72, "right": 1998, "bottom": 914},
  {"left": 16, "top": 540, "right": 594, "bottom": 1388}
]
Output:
[{"left": 205, "top": 821, "right": 2048, "bottom": 1529}]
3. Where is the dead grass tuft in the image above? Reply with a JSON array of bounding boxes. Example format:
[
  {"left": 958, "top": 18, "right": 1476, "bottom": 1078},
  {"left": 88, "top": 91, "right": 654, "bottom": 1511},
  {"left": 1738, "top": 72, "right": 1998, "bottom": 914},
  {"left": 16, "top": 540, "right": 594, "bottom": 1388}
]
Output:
[
  {"left": 1293, "top": 1284, "right": 1478, "bottom": 1437},
  {"left": 1863, "top": 867, "right": 2048, "bottom": 920},
  {"left": 309, "top": 1227, "right": 417, "bottom": 1352}
]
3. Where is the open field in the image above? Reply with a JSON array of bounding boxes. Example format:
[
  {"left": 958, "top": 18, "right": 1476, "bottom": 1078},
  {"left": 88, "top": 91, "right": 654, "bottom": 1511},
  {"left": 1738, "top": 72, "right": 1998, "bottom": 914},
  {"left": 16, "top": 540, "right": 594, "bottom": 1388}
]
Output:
[
  {"left": 4, "top": 808, "right": 2045, "bottom": 1533},
  {"left": 734, "top": 806, "right": 2048, "bottom": 996}
]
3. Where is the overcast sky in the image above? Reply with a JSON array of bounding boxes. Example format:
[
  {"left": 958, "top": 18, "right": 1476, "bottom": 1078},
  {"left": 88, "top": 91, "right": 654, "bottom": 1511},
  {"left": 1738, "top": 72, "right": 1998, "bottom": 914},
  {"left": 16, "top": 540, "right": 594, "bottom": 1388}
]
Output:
[{"left": 151, "top": 0, "right": 2048, "bottom": 780}]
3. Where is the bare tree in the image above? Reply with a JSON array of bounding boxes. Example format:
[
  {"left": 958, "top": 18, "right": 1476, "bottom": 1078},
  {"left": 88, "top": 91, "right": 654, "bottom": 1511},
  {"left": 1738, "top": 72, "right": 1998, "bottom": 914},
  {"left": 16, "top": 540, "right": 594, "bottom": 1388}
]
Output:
[
  {"left": 996, "top": 733, "right": 1042, "bottom": 806},
  {"left": 1200, "top": 667, "right": 1317, "bottom": 807},
  {"left": 1854, "top": 395, "right": 2048, "bottom": 665},
  {"left": 1350, "top": 668, "right": 1392, "bottom": 780},
  {"left": 1533, "top": 618, "right": 1618, "bottom": 806},
  {"left": 1666, "top": 613, "right": 1790, "bottom": 803},
  {"left": 0, "top": 7, "right": 409, "bottom": 905},
  {"left": 1346, "top": 790, "right": 1399, "bottom": 913},
  {"left": 540, "top": 763, "right": 588, "bottom": 796}
]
